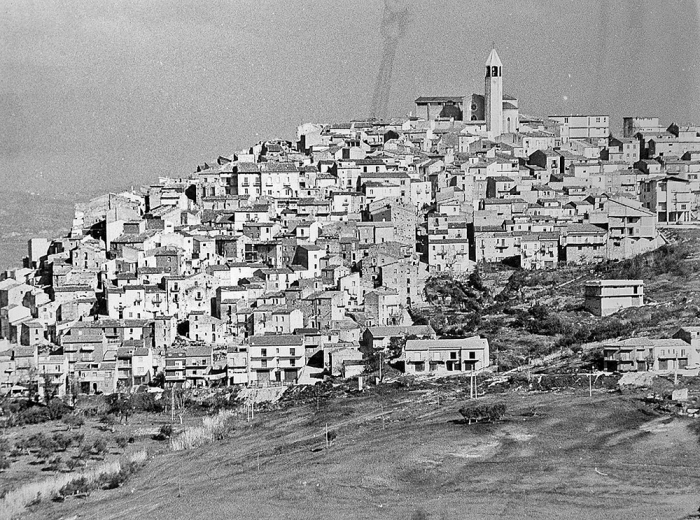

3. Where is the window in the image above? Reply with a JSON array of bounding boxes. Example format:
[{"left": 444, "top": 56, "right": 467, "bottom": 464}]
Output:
[
  {"left": 450, "top": 352, "right": 457, "bottom": 360},
  {"left": 469, "top": 352, "right": 476, "bottom": 359},
  {"left": 290, "top": 348, "right": 295, "bottom": 357},
  {"left": 261, "top": 348, "right": 267, "bottom": 357}
]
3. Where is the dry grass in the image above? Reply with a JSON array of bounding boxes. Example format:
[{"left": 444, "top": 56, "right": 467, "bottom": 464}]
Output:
[
  {"left": 170, "top": 410, "right": 235, "bottom": 451},
  {"left": 0, "top": 450, "right": 147, "bottom": 520}
]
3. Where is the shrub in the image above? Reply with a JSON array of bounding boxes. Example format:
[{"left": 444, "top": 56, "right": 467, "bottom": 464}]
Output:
[
  {"left": 73, "top": 433, "right": 85, "bottom": 447},
  {"left": 115, "top": 436, "right": 129, "bottom": 451},
  {"left": 171, "top": 410, "right": 235, "bottom": 451},
  {"left": 105, "top": 394, "right": 133, "bottom": 424},
  {"left": 90, "top": 438, "right": 108, "bottom": 457},
  {"left": 63, "top": 413, "right": 84, "bottom": 431},
  {"left": 26, "top": 433, "right": 48, "bottom": 451},
  {"left": 0, "top": 453, "right": 144, "bottom": 518},
  {"left": 99, "top": 413, "right": 117, "bottom": 431},
  {"left": 34, "top": 437, "right": 59, "bottom": 462},
  {"left": 17, "top": 406, "right": 50, "bottom": 425},
  {"left": 47, "top": 398, "right": 70, "bottom": 420},
  {"left": 0, "top": 454, "right": 10, "bottom": 471},
  {"left": 459, "top": 403, "right": 507, "bottom": 425},
  {"left": 46, "top": 456, "right": 62, "bottom": 472},
  {"left": 130, "top": 393, "right": 163, "bottom": 413},
  {"left": 154, "top": 423, "right": 173, "bottom": 441},
  {"left": 58, "top": 476, "right": 92, "bottom": 497},
  {"left": 52, "top": 433, "right": 72, "bottom": 452}
]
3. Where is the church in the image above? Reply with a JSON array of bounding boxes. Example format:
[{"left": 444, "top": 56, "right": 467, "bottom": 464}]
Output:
[{"left": 414, "top": 47, "right": 518, "bottom": 138}]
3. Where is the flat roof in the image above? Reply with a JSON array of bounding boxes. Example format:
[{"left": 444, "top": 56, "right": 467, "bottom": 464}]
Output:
[{"left": 584, "top": 279, "right": 644, "bottom": 287}]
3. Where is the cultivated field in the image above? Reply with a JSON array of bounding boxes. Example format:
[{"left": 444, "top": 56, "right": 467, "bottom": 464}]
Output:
[{"left": 26, "top": 383, "right": 700, "bottom": 520}]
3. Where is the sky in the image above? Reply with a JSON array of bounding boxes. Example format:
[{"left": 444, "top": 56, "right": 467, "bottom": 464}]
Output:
[{"left": 1, "top": 0, "right": 699, "bottom": 196}]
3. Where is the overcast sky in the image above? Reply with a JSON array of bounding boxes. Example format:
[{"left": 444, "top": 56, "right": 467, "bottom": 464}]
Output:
[{"left": 2, "top": 0, "right": 699, "bottom": 195}]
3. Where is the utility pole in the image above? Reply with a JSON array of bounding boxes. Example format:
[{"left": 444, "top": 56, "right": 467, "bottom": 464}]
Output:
[
  {"left": 470, "top": 367, "right": 475, "bottom": 399},
  {"left": 171, "top": 386, "right": 175, "bottom": 424},
  {"left": 325, "top": 423, "right": 329, "bottom": 450},
  {"left": 674, "top": 351, "right": 678, "bottom": 386},
  {"left": 589, "top": 368, "right": 593, "bottom": 398}
]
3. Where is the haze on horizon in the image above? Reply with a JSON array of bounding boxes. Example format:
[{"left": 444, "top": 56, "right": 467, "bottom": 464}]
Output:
[{"left": 2, "top": 0, "right": 699, "bottom": 196}]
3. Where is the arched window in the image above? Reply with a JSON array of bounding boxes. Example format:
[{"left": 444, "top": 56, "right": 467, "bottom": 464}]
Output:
[
  {"left": 486, "top": 66, "right": 491, "bottom": 77},
  {"left": 492, "top": 66, "right": 498, "bottom": 77}
]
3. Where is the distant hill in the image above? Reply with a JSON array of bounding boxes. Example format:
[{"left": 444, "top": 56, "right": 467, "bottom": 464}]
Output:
[{"left": 0, "top": 190, "right": 79, "bottom": 271}]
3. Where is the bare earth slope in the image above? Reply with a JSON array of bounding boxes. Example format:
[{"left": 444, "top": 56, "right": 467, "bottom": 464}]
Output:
[{"left": 31, "top": 389, "right": 700, "bottom": 520}]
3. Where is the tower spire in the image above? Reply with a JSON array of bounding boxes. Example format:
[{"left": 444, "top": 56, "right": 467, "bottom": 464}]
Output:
[{"left": 485, "top": 47, "right": 503, "bottom": 138}]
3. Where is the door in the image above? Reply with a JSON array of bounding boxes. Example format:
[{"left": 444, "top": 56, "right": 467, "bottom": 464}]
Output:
[
  {"left": 284, "top": 370, "right": 297, "bottom": 383},
  {"left": 257, "top": 371, "right": 270, "bottom": 386}
]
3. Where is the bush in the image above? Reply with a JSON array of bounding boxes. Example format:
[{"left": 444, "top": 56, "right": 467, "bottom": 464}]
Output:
[
  {"left": 52, "top": 433, "right": 72, "bottom": 452},
  {"left": 99, "top": 413, "right": 117, "bottom": 431},
  {"left": 115, "top": 436, "right": 129, "bottom": 451},
  {"left": 171, "top": 410, "right": 235, "bottom": 451},
  {"left": 1, "top": 451, "right": 147, "bottom": 518},
  {"left": 17, "top": 406, "right": 50, "bottom": 425},
  {"left": 154, "top": 423, "right": 173, "bottom": 441},
  {"left": 63, "top": 413, "right": 84, "bottom": 431},
  {"left": 47, "top": 398, "right": 70, "bottom": 420},
  {"left": 90, "top": 438, "right": 107, "bottom": 458},
  {"left": 0, "top": 454, "right": 10, "bottom": 471},
  {"left": 459, "top": 403, "right": 507, "bottom": 425},
  {"left": 74, "top": 433, "right": 85, "bottom": 447},
  {"left": 130, "top": 393, "right": 163, "bottom": 413},
  {"left": 105, "top": 394, "right": 133, "bottom": 424},
  {"left": 58, "top": 476, "right": 92, "bottom": 497},
  {"left": 46, "top": 456, "right": 62, "bottom": 472}
]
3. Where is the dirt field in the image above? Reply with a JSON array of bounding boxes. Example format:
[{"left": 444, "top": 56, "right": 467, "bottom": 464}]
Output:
[{"left": 27, "top": 385, "right": 700, "bottom": 520}]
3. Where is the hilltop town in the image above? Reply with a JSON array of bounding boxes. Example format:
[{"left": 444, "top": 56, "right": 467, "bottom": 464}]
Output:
[{"left": 2, "top": 47, "right": 700, "bottom": 400}]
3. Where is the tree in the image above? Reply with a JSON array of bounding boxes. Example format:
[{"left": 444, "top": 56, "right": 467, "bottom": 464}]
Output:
[
  {"left": 47, "top": 398, "right": 70, "bottom": 420},
  {"left": 106, "top": 394, "right": 133, "bottom": 424},
  {"left": 151, "top": 371, "right": 165, "bottom": 388},
  {"left": 42, "top": 374, "right": 57, "bottom": 404}
]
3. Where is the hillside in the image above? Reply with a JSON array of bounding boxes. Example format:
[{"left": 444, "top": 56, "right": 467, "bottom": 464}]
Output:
[
  {"left": 414, "top": 229, "right": 700, "bottom": 370},
  {"left": 25, "top": 381, "right": 700, "bottom": 520},
  {"left": 0, "top": 191, "right": 77, "bottom": 271}
]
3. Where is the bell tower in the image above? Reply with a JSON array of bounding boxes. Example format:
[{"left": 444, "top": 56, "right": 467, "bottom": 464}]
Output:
[{"left": 485, "top": 47, "right": 503, "bottom": 138}]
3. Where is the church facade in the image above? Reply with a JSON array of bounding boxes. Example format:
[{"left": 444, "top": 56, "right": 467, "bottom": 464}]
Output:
[{"left": 414, "top": 47, "right": 518, "bottom": 137}]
